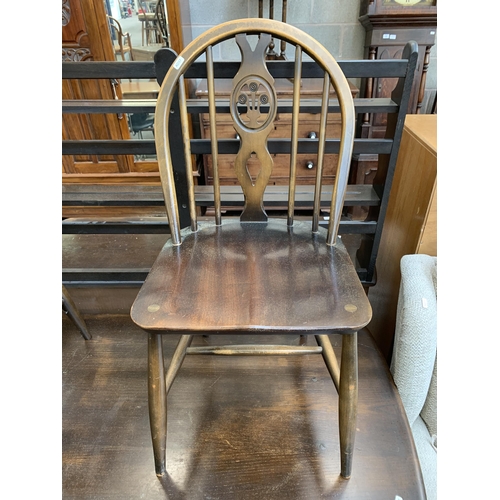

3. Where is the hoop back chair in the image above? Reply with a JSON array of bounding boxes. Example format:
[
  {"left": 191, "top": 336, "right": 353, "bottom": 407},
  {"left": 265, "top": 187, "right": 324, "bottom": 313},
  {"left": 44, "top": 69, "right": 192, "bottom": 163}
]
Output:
[
  {"left": 107, "top": 15, "right": 134, "bottom": 61},
  {"left": 131, "top": 18, "right": 372, "bottom": 479}
]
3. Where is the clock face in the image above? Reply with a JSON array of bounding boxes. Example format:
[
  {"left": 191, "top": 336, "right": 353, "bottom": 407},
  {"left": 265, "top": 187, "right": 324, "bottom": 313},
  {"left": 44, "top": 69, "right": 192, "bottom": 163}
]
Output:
[{"left": 383, "top": 0, "right": 434, "bottom": 5}]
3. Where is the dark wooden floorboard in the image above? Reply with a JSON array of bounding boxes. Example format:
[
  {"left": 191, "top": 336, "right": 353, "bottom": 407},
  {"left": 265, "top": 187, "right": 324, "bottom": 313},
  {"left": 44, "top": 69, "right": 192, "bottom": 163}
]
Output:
[{"left": 63, "top": 312, "right": 425, "bottom": 500}]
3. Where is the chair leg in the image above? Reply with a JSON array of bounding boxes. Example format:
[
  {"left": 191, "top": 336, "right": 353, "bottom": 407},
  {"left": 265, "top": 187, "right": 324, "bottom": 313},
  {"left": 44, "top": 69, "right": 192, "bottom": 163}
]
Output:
[
  {"left": 315, "top": 334, "right": 340, "bottom": 392},
  {"left": 165, "top": 335, "right": 194, "bottom": 394},
  {"left": 339, "top": 332, "right": 358, "bottom": 479},
  {"left": 62, "top": 285, "right": 91, "bottom": 340},
  {"left": 148, "top": 333, "right": 167, "bottom": 476}
]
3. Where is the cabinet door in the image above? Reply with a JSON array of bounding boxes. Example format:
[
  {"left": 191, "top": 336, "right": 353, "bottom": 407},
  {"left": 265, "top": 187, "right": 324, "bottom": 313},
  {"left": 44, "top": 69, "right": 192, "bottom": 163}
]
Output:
[{"left": 62, "top": 0, "right": 136, "bottom": 178}]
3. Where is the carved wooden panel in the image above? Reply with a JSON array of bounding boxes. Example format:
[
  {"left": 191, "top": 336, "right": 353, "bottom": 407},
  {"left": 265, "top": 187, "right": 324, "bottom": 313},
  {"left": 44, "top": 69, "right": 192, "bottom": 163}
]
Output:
[
  {"left": 62, "top": 0, "right": 91, "bottom": 59},
  {"left": 62, "top": 0, "right": 144, "bottom": 180}
]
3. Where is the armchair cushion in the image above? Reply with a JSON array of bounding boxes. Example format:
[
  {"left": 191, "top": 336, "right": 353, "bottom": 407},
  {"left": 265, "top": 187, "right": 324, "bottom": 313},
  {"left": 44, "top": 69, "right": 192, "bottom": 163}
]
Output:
[
  {"left": 413, "top": 416, "right": 437, "bottom": 500},
  {"left": 390, "top": 254, "right": 437, "bottom": 427},
  {"left": 390, "top": 254, "right": 437, "bottom": 500}
]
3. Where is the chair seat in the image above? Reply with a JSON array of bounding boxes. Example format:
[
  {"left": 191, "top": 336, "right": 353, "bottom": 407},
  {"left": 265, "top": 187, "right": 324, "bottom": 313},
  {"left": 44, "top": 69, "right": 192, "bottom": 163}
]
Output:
[
  {"left": 138, "top": 13, "right": 156, "bottom": 21},
  {"left": 131, "top": 219, "right": 371, "bottom": 334},
  {"left": 113, "top": 43, "right": 131, "bottom": 52},
  {"left": 130, "top": 112, "right": 154, "bottom": 132}
]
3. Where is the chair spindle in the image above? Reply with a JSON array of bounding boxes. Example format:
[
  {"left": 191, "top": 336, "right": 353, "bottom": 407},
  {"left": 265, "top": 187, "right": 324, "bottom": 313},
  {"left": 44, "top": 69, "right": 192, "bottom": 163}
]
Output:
[
  {"left": 326, "top": 87, "right": 355, "bottom": 246},
  {"left": 206, "top": 45, "right": 222, "bottom": 225},
  {"left": 312, "top": 72, "right": 330, "bottom": 233},
  {"left": 287, "top": 45, "right": 302, "bottom": 226},
  {"left": 281, "top": 1, "right": 287, "bottom": 55},
  {"left": 178, "top": 75, "right": 198, "bottom": 232}
]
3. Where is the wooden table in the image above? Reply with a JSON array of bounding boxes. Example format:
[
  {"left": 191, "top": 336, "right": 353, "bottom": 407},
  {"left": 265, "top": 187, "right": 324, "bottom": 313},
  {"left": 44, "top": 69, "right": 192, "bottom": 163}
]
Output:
[
  {"left": 368, "top": 113, "right": 437, "bottom": 361},
  {"left": 132, "top": 43, "right": 164, "bottom": 61},
  {"left": 120, "top": 80, "right": 160, "bottom": 99}
]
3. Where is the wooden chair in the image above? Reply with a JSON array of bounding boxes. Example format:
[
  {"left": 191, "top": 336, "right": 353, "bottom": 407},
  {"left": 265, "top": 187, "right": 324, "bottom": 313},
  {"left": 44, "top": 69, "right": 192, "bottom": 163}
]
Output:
[
  {"left": 107, "top": 15, "right": 134, "bottom": 61},
  {"left": 130, "top": 18, "right": 372, "bottom": 479},
  {"left": 129, "top": 112, "right": 155, "bottom": 159},
  {"left": 138, "top": 1, "right": 160, "bottom": 46}
]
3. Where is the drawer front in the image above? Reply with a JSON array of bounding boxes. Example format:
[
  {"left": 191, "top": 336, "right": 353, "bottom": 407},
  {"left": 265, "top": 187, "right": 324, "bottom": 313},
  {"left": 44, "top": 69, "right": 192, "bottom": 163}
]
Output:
[
  {"left": 201, "top": 113, "right": 343, "bottom": 140},
  {"left": 200, "top": 111, "right": 342, "bottom": 186},
  {"left": 204, "top": 153, "right": 338, "bottom": 185}
]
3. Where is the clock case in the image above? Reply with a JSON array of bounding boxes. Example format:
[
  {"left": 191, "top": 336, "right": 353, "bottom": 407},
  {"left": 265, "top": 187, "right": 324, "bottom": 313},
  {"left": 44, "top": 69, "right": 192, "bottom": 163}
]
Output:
[
  {"left": 359, "top": 0, "right": 437, "bottom": 27},
  {"left": 349, "top": 0, "right": 437, "bottom": 217},
  {"left": 358, "top": 0, "right": 437, "bottom": 126}
]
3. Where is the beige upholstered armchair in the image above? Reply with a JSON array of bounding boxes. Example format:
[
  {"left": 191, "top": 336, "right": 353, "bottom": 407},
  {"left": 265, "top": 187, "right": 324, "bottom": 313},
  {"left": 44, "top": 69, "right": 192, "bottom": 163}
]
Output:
[{"left": 391, "top": 254, "right": 437, "bottom": 500}]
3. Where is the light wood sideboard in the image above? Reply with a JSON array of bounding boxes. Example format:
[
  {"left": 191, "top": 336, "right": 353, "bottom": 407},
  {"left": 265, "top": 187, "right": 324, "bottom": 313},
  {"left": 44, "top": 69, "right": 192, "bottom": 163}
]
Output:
[{"left": 367, "top": 113, "right": 437, "bottom": 361}]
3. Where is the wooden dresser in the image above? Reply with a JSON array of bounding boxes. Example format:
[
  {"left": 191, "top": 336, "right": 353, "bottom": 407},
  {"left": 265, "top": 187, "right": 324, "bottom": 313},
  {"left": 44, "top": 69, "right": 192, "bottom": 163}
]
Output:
[
  {"left": 195, "top": 78, "right": 359, "bottom": 188},
  {"left": 367, "top": 113, "right": 437, "bottom": 361}
]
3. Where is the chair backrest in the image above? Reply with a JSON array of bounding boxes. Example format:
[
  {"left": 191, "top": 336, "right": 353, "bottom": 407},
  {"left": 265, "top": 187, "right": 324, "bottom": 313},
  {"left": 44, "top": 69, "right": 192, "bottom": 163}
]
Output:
[
  {"left": 154, "top": 18, "right": 355, "bottom": 247},
  {"left": 155, "top": 0, "right": 169, "bottom": 45},
  {"left": 107, "top": 15, "right": 124, "bottom": 41}
]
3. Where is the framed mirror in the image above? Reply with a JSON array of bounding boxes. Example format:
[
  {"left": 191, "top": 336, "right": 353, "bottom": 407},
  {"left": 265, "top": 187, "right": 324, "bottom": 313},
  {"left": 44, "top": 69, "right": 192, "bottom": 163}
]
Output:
[{"left": 102, "top": 0, "right": 183, "bottom": 60}]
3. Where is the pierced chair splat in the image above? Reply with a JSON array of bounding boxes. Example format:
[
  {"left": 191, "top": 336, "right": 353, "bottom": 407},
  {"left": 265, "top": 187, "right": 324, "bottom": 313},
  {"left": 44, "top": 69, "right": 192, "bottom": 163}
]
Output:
[{"left": 130, "top": 18, "right": 372, "bottom": 480}]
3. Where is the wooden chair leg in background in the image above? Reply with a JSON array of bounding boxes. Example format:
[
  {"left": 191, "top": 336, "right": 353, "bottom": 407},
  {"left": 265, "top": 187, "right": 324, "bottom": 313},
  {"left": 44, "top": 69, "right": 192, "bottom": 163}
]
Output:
[{"left": 62, "top": 285, "right": 91, "bottom": 340}]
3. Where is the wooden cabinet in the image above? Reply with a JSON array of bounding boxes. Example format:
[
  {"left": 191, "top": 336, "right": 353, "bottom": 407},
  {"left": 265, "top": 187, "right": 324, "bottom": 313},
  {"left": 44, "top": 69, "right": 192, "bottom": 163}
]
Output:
[
  {"left": 367, "top": 114, "right": 437, "bottom": 361},
  {"left": 61, "top": 0, "right": 182, "bottom": 187},
  {"left": 195, "top": 78, "right": 358, "bottom": 189},
  {"left": 62, "top": 0, "right": 136, "bottom": 178}
]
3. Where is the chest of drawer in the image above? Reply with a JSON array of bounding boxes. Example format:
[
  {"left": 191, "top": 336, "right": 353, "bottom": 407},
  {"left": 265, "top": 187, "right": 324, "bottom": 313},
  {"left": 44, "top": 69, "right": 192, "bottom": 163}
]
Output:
[{"left": 196, "top": 78, "right": 358, "bottom": 188}]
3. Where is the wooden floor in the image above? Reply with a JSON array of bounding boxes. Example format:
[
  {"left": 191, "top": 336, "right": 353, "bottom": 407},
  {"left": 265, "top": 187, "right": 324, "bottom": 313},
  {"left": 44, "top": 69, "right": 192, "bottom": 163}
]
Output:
[{"left": 63, "top": 296, "right": 425, "bottom": 499}]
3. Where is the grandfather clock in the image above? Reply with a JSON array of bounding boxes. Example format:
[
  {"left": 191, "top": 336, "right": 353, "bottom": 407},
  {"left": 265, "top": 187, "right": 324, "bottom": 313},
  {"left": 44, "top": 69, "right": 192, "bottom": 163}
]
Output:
[
  {"left": 349, "top": 0, "right": 437, "bottom": 210},
  {"left": 358, "top": 0, "right": 437, "bottom": 138}
]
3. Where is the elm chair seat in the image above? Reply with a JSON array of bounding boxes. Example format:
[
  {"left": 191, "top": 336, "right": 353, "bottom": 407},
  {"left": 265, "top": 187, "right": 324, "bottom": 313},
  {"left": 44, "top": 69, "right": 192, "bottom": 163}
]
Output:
[
  {"left": 130, "top": 18, "right": 372, "bottom": 480},
  {"left": 132, "top": 220, "right": 370, "bottom": 334}
]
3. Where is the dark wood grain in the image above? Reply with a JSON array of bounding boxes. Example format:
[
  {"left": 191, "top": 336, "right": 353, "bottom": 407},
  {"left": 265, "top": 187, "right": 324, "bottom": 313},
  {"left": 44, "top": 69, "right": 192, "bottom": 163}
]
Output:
[
  {"left": 131, "top": 220, "right": 371, "bottom": 334},
  {"left": 62, "top": 313, "right": 426, "bottom": 499}
]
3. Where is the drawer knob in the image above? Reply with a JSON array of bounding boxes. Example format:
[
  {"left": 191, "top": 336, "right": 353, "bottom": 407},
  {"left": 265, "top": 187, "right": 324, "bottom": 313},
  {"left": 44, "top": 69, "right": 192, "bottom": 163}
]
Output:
[
  {"left": 306, "top": 161, "right": 314, "bottom": 170},
  {"left": 235, "top": 133, "right": 240, "bottom": 140},
  {"left": 308, "top": 131, "right": 317, "bottom": 139}
]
